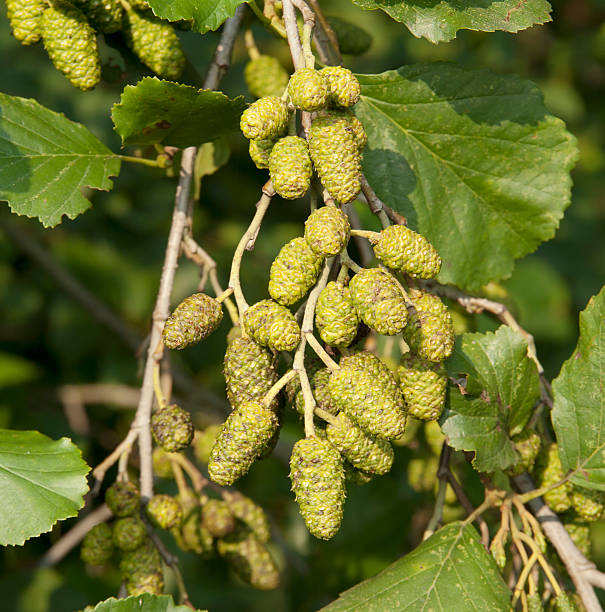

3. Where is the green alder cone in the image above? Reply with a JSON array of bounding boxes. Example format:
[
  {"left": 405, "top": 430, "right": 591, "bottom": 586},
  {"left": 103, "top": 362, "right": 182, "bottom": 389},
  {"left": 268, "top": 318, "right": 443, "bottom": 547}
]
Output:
[
  {"left": 172, "top": 492, "right": 214, "bottom": 557},
  {"left": 373, "top": 224, "right": 442, "bottom": 279},
  {"left": 326, "top": 16, "right": 372, "bottom": 55},
  {"left": 126, "top": 572, "right": 164, "bottom": 597},
  {"left": 151, "top": 404, "right": 194, "bottom": 452},
  {"left": 256, "top": 406, "right": 283, "bottom": 459},
  {"left": 243, "top": 299, "right": 301, "bottom": 352},
  {"left": 349, "top": 268, "right": 408, "bottom": 336},
  {"left": 343, "top": 461, "right": 373, "bottom": 485},
  {"left": 105, "top": 480, "right": 140, "bottom": 517},
  {"left": 328, "top": 351, "right": 407, "bottom": 440},
  {"left": 563, "top": 517, "right": 592, "bottom": 558},
  {"left": 201, "top": 498, "right": 235, "bottom": 537},
  {"left": 208, "top": 400, "right": 280, "bottom": 486},
  {"left": 163, "top": 292, "right": 223, "bottom": 350},
  {"left": 293, "top": 367, "right": 338, "bottom": 416},
  {"left": 73, "top": 0, "right": 122, "bottom": 33},
  {"left": 551, "top": 592, "right": 578, "bottom": 612},
  {"left": 304, "top": 206, "right": 351, "bottom": 256},
  {"left": 122, "top": 7, "right": 185, "bottom": 80},
  {"left": 193, "top": 424, "right": 223, "bottom": 464},
  {"left": 527, "top": 593, "right": 544, "bottom": 612},
  {"left": 315, "top": 281, "right": 359, "bottom": 348},
  {"left": 217, "top": 524, "right": 280, "bottom": 590},
  {"left": 287, "top": 67, "right": 329, "bottom": 111},
  {"left": 6, "top": 0, "right": 44, "bottom": 45},
  {"left": 119, "top": 540, "right": 161, "bottom": 575},
  {"left": 249, "top": 138, "right": 276, "bottom": 170},
  {"left": 223, "top": 336, "right": 279, "bottom": 411},
  {"left": 308, "top": 114, "right": 361, "bottom": 204},
  {"left": 397, "top": 354, "right": 447, "bottom": 422},
  {"left": 533, "top": 443, "right": 573, "bottom": 513},
  {"left": 146, "top": 494, "right": 183, "bottom": 530},
  {"left": 320, "top": 66, "right": 361, "bottom": 108},
  {"left": 224, "top": 491, "right": 270, "bottom": 543},
  {"left": 152, "top": 447, "right": 174, "bottom": 478},
  {"left": 289, "top": 436, "right": 345, "bottom": 540},
  {"left": 506, "top": 430, "right": 542, "bottom": 476},
  {"left": 240, "top": 96, "right": 289, "bottom": 140},
  {"left": 244, "top": 54, "right": 289, "bottom": 98},
  {"left": 112, "top": 517, "right": 146, "bottom": 552},
  {"left": 81, "top": 522, "right": 113, "bottom": 565},
  {"left": 268, "top": 137, "right": 313, "bottom": 200},
  {"left": 269, "top": 237, "right": 323, "bottom": 306},
  {"left": 321, "top": 109, "right": 367, "bottom": 150},
  {"left": 41, "top": 1, "right": 101, "bottom": 91},
  {"left": 403, "top": 289, "right": 455, "bottom": 362},
  {"left": 570, "top": 486, "right": 605, "bottom": 522},
  {"left": 326, "top": 412, "right": 394, "bottom": 475}
]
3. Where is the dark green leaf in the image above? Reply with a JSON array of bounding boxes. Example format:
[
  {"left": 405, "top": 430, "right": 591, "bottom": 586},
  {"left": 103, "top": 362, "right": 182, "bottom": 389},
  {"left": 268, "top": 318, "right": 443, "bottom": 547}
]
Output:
[
  {"left": 320, "top": 522, "right": 510, "bottom": 611},
  {"left": 442, "top": 326, "right": 539, "bottom": 471},
  {"left": 0, "top": 429, "right": 89, "bottom": 546},
  {"left": 552, "top": 286, "right": 605, "bottom": 490},
  {"left": 0, "top": 93, "right": 120, "bottom": 228},
  {"left": 111, "top": 78, "right": 246, "bottom": 148},
  {"left": 351, "top": 0, "right": 551, "bottom": 43},
  {"left": 146, "top": 0, "right": 248, "bottom": 33},
  {"left": 356, "top": 63, "right": 578, "bottom": 291},
  {"left": 92, "top": 594, "right": 199, "bottom": 611}
]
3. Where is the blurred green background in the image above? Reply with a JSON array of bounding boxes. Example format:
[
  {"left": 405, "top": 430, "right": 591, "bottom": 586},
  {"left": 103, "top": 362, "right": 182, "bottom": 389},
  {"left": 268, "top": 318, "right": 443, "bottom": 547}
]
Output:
[{"left": 1, "top": 0, "right": 605, "bottom": 610}]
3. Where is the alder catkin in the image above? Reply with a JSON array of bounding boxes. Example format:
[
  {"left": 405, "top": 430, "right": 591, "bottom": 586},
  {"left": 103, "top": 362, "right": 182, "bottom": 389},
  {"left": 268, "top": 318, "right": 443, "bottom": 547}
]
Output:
[
  {"left": 73, "top": 0, "right": 122, "bottom": 33},
  {"left": 506, "top": 430, "right": 541, "bottom": 476},
  {"left": 315, "top": 281, "right": 359, "bottom": 348},
  {"left": 570, "top": 486, "right": 605, "bottom": 522},
  {"left": 112, "top": 517, "right": 146, "bottom": 552},
  {"left": 201, "top": 499, "right": 235, "bottom": 537},
  {"left": 243, "top": 299, "right": 301, "bottom": 352},
  {"left": 397, "top": 354, "right": 447, "bottom": 422},
  {"left": 304, "top": 206, "right": 351, "bottom": 257},
  {"left": 151, "top": 404, "right": 194, "bottom": 452},
  {"left": 6, "top": 0, "right": 44, "bottom": 45},
  {"left": 105, "top": 481, "right": 140, "bottom": 517},
  {"left": 224, "top": 491, "right": 271, "bottom": 543},
  {"left": 287, "top": 67, "right": 329, "bottom": 111},
  {"left": 240, "top": 96, "right": 289, "bottom": 140},
  {"left": 146, "top": 495, "right": 183, "bottom": 530},
  {"left": 320, "top": 66, "right": 361, "bottom": 108},
  {"left": 249, "top": 138, "right": 276, "bottom": 170},
  {"left": 244, "top": 54, "right": 289, "bottom": 98},
  {"left": 268, "top": 137, "right": 313, "bottom": 200},
  {"left": 163, "top": 293, "right": 223, "bottom": 349},
  {"left": 533, "top": 443, "right": 573, "bottom": 513},
  {"left": 81, "top": 522, "right": 113, "bottom": 565}
]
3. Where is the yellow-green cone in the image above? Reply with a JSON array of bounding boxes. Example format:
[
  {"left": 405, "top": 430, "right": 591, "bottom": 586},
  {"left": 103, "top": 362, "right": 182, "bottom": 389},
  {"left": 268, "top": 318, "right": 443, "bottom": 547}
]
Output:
[
  {"left": 249, "top": 138, "right": 276, "bottom": 170},
  {"left": 552, "top": 592, "right": 579, "bottom": 612},
  {"left": 403, "top": 289, "right": 454, "bottom": 362},
  {"left": 122, "top": 7, "right": 185, "bottom": 80},
  {"left": 217, "top": 524, "right": 280, "bottom": 590},
  {"left": 320, "top": 66, "right": 361, "bottom": 108},
  {"left": 74, "top": 0, "right": 122, "bottom": 33},
  {"left": 287, "top": 67, "right": 329, "bottom": 111},
  {"left": 269, "top": 237, "right": 324, "bottom": 306},
  {"left": 120, "top": 541, "right": 163, "bottom": 596},
  {"left": 243, "top": 299, "right": 301, "bottom": 352},
  {"left": 373, "top": 224, "right": 442, "bottom": 279},
  {"left": 193, "top": 424, "right": 223, "bottom": 464},
  {"left": 315, "top": 281, "right": 359, "bottom": 348},
  {"left": 146, "top": 494, "right": 182, "bottom": 530},
  {"left": 533, "top": 443, "right": 573, "bottom": 513},
  {"left": 570, "top": 486, "right": 605, "bottom": 522},
  {"left": 41, "top": 1, "right": 101, "bottom": 91},
  {"left": 105, "top": 480, "right": 140, "bottom": 517},
  {"left": 6, "top": 0, "right": 44, "bottom": 45},
  {"left": 81, "top": 522, "right": 113, "bottom": 565},
  {"left": 304, "top": 206, "right": 351, "bottom": 256},
  {"left": 294, "top": 367, "right": 338, "bottom": 416},
  {"left": 151, "top": 404, "right": 194, "bottom": 452},
  {"left": 563, "top": 517, "right": 591, "bottom": 558},
  {"left": 112, "top": 516, "right": 146, "bottom": 552},
  {"left": 223, "top": 336, "right": 279, "bottom": 411},
  {"left": 269, "top": 137, "right": 313, "bottom": 200},
  {"left": 506, "top": 430, "right": 541, "bottom": 476},
  {"left": 326, "top": 15, "right": 372, "bottom": 55},
  {"left": 349, "top": 268, "right": 408, "bottom": 336},
  {"left": 308, "top": 113, "right": 361, "bottom": 204},
  {"left": 172, "top": 492, "right": 214, "bottom": 557},
  {"left": 327, "top": 412, "right": 394, "bottom": 475},
  {"left": 201, "top": 498, "right": 235, "bottom": 537},
  {"left": 224, "top": 491, "right": 270, "bottom": 543},
  {"left": 208, "top": 401, "right": 279, "bottom": 486},
  {"left": 526, "top": 593, "right": 544, "bottom": 612},
  {"left": 321, "top": 109, "right": 367, "bottom": 150},
  {"left": 397, "top": 354, "right": 447, "bottom": 421},
  {"left": 328, "top": 351, "right": 406, "bottom": 440},
  {"left": 163, "top": 292, "right": 223, "bottom": 349},
  {"left": 240, "top": 96, "right": 289, "bottom": 140},
  {"left": 245, "top": 54, "right": 289, "bottom": 98},
  {"left": 290, "top": 436, "right": 345, "bottom": 540}
]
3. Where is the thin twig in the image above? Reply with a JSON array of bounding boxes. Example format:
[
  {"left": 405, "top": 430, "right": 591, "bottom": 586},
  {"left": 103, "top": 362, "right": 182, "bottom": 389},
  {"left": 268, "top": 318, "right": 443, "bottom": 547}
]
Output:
[
  {"left": 360, "top": 175, "right": 390, "bottom": 229},
  {"left": 305, "top": 332, "right": 340, "bottom": 371},
  {"left": 282, "top": 0, "right": 305, "bottom": 71},
  {"left": 306, "top": 0, "right": 342, "bottom": 66}
]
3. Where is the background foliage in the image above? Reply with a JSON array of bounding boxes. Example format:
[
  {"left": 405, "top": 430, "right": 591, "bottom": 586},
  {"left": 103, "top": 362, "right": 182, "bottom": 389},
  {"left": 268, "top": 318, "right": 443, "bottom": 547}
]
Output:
[{"left": 1, "top": 0, "right": 605, "bottom": 609}]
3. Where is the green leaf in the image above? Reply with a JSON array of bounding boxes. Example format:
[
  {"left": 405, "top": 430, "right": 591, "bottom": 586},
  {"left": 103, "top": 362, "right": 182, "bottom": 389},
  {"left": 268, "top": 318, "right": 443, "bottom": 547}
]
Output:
[
  {"left": 146, "top": 0, "right": 248, "bottom": 33},
  {"left": 320, "top": 522, "right": 510, "bottom": 611},
  {"left": 194, "top": 139, "right": 230, "bottom": 200},
  {"left": 92, "top": 594, "right": 202, "bottom": 612},
  {"left": 111, "top": 78, "right": 247, "bottom": 148},
  {"left": 0, "top": 429, "right": 90, "bottom": 546},
  {"left": 351, "top": 0, "right": 551, "bottom": 43},
  {"left": 0, "top": 93, "right": 121, "bottom": 228},
  {"left": 355, "top": 63, "right": 578, "bottom": 291},
  {"left": 552, "top": 287, "right": 605, "bottom": 490},
  {"left": 442, "top": 326, "right": 540, "bottom": 471}
]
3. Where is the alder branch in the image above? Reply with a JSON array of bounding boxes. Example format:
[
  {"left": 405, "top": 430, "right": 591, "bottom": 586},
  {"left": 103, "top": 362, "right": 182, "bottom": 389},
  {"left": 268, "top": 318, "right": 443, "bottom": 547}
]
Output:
[
  {"left": 306, "top": 0, "right": 342, "bottom": 66},
  {"left": 513, "top": 473, "right": 605, "bottom": 612},
  {"left": 282, "top": 0, "right": 305, "bottom": 71},
  {"left": 39, "top": 504, "right": 113, "bottom": 567}
]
